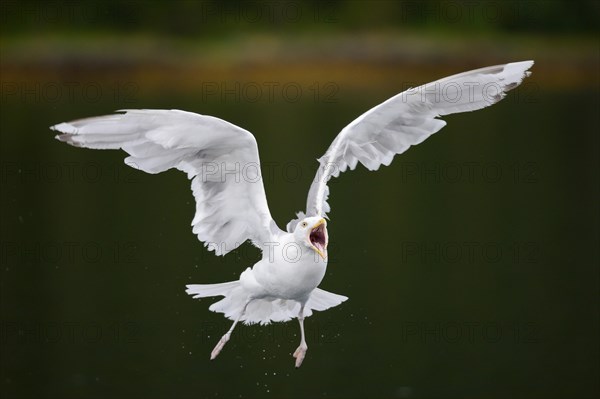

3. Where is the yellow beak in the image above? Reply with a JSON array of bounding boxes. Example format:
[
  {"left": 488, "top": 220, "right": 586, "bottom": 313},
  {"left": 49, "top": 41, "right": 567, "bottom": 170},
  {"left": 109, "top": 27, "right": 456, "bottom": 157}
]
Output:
[
  {"left": 309, "top": 218, "right": 327, "bottom": 260},
  {"left": 313, "top": 218, "right": 326, "bottom": 229}
]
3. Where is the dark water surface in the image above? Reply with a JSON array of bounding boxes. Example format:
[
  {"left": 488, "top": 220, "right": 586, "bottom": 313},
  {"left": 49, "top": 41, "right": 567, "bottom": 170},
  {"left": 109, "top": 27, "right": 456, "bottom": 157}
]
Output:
[{"left": 1, "top": 78, "right": 598, "bottom": 399}]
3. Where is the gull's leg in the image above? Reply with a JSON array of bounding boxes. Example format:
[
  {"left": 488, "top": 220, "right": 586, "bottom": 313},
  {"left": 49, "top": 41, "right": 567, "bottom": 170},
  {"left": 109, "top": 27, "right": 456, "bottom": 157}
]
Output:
[
  {"left": 210, "top": 299, "right": 251, "bottom": 360},
  {"left": 293, "top": 303, "right": 308, "bottom": 368}
]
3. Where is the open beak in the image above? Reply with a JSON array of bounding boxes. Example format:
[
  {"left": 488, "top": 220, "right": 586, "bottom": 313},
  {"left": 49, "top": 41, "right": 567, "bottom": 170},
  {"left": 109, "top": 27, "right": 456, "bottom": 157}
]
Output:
[{"left": 308, "top": 218, "right": 328, "bottom": 260}]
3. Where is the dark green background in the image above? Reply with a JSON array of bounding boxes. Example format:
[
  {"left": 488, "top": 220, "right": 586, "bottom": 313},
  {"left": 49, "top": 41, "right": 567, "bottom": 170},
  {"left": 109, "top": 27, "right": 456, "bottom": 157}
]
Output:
[{"left": 1, "top": 1, "right": 598, "bottom": 398}]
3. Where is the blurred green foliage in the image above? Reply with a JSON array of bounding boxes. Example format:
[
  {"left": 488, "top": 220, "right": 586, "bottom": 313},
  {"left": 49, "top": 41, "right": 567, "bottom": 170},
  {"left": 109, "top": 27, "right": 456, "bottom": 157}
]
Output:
[{"left": 1, "top": 0, "right": 598, "bottom": 37}]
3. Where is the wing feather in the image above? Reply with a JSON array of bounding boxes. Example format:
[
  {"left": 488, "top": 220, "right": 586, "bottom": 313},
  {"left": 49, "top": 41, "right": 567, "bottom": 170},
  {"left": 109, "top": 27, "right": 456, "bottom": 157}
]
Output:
[
  {"left": 52, "top": 109, "right": 283, "bottom": 256},
  {"left": 295, "top": 61, "right": 534, "bottom": 226}
]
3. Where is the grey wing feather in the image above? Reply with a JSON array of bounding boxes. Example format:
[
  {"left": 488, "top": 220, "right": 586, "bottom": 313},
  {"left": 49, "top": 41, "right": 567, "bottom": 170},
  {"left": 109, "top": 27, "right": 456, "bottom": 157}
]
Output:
[
  {"left": 52, "top": 109, "right": 283, "bottom": 256},
  {"left": 292, "top": 60, "right": 534, "bottom": 227}
]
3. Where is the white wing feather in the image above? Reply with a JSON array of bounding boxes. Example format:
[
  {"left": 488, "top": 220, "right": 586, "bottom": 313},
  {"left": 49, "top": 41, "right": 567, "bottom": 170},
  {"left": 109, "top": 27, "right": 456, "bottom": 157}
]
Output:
[
  {"left": 294, "top": 61, "right": 534, "bottom": 227},
  {"left": 51, "top": 109, "right": 282, "bottom": 256}
]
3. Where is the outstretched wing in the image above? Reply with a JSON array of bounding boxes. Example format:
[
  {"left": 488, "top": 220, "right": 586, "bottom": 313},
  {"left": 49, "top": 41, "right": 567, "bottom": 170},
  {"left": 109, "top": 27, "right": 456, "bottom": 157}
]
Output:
[
  {"left": 291, "top": 61, "right": 534, "bottom": 228},
  {"left": 52, "top": 109, "right": 283, "bottom": 256}
]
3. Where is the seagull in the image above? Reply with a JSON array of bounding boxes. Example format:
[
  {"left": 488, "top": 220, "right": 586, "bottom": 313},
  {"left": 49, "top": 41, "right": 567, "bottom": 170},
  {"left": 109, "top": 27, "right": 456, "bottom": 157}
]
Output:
[{"left": 51, "top": 60, "right": 533, "bottom": 367}]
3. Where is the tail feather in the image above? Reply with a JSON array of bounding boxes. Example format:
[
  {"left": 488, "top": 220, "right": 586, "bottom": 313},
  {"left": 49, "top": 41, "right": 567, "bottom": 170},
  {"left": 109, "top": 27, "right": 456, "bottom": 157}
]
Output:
[
  {"left": 306, "top": 288, "right": 348, "bottom": 311},
  {"left": 186, "top": 283, "right": 348, "bottom": 325}
]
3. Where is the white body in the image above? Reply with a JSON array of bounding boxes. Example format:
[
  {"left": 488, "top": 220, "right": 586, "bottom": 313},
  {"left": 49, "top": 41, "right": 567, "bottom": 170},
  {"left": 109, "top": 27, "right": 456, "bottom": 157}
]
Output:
[
  {"left": 187, "top": 218, "right": 346, "bottom": 325},
  {"left": 243, "top": 235, "right": 327, "bottom": 301}
]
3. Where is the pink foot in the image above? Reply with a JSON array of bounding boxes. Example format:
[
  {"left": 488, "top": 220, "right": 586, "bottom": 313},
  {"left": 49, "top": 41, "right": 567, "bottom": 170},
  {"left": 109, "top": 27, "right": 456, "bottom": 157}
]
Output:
[{"left": 293, "top": 344, "right": 308, "bottom": 368}]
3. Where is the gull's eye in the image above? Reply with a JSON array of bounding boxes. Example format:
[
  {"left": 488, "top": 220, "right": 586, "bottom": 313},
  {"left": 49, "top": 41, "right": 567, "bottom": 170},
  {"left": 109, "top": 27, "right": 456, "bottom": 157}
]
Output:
[{"left": 301, "top": 222, "right": 307, "bottom": 228}]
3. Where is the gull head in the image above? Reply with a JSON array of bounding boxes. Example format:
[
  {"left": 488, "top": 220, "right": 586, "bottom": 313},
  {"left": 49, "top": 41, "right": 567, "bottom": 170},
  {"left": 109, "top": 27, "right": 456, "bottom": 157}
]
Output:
[{"left": 293, "top": 216, "right": 328, "bottom": 260}]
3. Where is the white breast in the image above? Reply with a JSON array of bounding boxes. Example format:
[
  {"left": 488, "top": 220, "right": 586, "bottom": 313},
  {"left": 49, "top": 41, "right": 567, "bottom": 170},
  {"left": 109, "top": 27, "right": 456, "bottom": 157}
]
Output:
[{"left": 240, "top": 233, "right": 327, "bottom": 301}]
